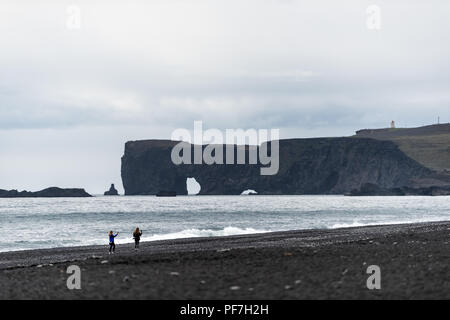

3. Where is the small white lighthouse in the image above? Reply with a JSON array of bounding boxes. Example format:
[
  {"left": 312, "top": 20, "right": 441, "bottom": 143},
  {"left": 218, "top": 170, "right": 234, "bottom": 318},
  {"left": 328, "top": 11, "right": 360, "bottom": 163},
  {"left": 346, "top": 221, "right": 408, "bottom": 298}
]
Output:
[{"left": 390, "top": 120, "right": 396, "bottom": 129}]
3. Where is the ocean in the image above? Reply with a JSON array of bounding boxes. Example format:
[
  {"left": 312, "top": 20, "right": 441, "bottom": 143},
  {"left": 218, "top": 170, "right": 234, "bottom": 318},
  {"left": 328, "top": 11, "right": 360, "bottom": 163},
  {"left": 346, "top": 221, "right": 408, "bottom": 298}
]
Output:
[{"left": 0, "top": 195, "right": 449, "bottom": 252}]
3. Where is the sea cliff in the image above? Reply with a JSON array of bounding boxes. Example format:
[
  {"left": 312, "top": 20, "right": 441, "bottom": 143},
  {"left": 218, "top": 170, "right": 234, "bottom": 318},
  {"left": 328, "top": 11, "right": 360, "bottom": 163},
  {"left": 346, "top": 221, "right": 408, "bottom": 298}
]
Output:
[{"left": 121, "top": 137, "right": 434, "bottom": 195}]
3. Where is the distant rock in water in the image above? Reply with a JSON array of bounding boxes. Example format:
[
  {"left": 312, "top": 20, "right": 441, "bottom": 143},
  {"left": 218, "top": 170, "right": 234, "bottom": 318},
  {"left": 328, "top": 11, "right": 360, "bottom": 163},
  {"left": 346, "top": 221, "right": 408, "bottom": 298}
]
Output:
[
  {"left": 0, "top": 187, "right": 92, "bottom": 198},
  {"left": 104, "top": 184, "right": 119, "bottom": 196},
  {"left": 350, "top": 183, "right": 450, "bottom": 196},
  {"left": 156, "top": 190, "right": 177, "bottom": 197}
]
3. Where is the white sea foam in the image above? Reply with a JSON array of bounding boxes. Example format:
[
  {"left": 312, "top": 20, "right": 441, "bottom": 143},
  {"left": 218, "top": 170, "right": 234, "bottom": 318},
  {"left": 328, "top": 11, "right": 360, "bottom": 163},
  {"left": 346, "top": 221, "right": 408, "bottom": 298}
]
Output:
[
  {"left": 142, "top": 227, "right": 270, "bottom": 242},
  {"left": 329, "top": 221, "right": 367, "bottom": 229},
  {"left": 329, "top": 218, "right": 447, "bottom": 229}
]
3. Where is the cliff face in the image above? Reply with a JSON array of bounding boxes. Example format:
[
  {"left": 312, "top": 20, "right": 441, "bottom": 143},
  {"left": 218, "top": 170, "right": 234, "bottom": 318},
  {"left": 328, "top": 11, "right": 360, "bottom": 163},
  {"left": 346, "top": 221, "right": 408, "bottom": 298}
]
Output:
[{"left": 121, "top": 138, "right": 433, "bottom": 195}]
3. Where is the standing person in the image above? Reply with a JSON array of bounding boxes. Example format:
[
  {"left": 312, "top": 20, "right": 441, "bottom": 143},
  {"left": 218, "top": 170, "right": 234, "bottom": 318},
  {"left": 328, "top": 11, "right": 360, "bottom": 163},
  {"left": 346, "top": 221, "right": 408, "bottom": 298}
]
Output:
[
  {"left": 108, "top": 230, "right": 119, "bottom": 254},
  {"left": 133, "top": 227, "right": 143, "bottom": 250}
]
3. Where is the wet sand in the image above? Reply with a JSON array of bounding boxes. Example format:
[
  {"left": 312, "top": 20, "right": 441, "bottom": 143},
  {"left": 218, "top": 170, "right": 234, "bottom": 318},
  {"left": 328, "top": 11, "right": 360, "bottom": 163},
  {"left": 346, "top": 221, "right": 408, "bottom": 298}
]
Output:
[{"left": 0, "top": 221, "right": 449, "bottom": 299}]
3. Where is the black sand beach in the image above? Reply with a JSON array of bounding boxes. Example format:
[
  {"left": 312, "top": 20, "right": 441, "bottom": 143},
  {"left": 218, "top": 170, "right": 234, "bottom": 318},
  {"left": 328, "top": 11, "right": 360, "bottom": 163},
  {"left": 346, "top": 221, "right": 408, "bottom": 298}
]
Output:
[{"left": 0, "top": 222, "right": 449, "bottom": 299}]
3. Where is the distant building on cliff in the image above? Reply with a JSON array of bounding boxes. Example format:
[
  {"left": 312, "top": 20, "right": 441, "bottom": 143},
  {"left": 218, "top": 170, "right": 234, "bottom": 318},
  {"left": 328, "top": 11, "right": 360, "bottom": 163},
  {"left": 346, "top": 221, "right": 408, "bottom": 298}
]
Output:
[{"left": 391, "top": 120, "right": 396, "bottom": 129}]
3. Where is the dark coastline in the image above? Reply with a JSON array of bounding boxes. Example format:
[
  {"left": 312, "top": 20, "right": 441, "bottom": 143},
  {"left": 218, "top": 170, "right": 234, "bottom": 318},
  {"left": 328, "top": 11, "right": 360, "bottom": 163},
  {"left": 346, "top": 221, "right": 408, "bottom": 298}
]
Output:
[
  {"left": 0, "top": 187, "right": 92, "bottom": 198},
  {"left": 1, "top": 221, "right": 449, "bottom": 299}
]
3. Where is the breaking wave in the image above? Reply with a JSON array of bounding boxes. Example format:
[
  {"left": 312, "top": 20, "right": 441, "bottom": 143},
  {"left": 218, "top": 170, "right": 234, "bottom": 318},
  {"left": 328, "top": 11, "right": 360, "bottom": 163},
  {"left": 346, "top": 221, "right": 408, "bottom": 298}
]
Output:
[
  {"left": 141, "top": 227, "right": 270, "bottom": 242},
  {"left": 328, "top": 218, "right": 446, "bottom": 229}
]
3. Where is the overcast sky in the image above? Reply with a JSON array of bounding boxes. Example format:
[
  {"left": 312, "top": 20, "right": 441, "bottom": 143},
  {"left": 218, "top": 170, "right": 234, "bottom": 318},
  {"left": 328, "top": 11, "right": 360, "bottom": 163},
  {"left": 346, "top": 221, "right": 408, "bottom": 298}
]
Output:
[{"left": 1, "top": 0, "right": 449, "bottom": 193}]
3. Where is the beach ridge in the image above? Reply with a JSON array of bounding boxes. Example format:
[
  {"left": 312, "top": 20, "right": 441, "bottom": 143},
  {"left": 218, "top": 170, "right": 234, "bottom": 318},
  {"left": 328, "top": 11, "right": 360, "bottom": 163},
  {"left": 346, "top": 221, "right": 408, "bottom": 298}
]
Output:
[{"left": 1, "top": 221, "right": 449, "bottom": 299}]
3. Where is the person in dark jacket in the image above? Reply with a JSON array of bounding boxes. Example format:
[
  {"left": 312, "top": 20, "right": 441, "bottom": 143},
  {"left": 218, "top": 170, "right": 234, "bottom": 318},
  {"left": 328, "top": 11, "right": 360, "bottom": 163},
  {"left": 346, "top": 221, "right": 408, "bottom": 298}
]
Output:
[
  {"left": 133, "top": 227, "right": 143, "bottom": 250},
  {"left": 108, "top": 230, "right": 119, "bottom": 254}
]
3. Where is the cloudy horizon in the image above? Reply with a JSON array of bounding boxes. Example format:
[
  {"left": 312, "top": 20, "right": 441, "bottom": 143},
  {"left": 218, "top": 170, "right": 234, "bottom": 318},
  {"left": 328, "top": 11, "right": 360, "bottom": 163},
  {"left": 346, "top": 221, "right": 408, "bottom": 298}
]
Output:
[{"left": 1, "top": 0, "right": 449, "bottom": 193}]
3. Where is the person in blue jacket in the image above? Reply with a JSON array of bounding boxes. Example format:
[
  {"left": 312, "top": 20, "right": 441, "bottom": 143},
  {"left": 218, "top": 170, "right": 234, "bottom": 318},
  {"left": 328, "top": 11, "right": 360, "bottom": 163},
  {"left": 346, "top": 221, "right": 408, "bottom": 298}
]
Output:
[{"left": 108, "top": 230, "right": 119, "bottom": 254}]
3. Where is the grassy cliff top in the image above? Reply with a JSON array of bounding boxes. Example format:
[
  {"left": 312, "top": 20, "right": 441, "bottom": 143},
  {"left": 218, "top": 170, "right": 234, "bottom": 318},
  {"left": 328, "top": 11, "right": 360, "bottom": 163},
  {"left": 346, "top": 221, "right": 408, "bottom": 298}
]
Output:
[{"left": 354, "top": 124, "right": 450, "bottom": 172}]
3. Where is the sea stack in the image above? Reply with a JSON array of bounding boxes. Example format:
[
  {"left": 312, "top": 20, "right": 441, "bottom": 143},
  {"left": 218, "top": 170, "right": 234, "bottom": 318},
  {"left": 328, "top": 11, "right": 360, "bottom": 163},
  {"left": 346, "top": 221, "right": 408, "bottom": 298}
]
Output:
[{"left": 104, "top": 184, "right": 119, "bottom": 196}]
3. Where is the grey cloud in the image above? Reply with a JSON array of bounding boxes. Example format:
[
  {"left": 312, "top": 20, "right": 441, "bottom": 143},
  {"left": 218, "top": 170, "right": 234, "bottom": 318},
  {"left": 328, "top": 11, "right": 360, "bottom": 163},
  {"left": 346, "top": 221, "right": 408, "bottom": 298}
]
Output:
[{"left": 0, "top": 0, "right": 449, "bottom": 192}]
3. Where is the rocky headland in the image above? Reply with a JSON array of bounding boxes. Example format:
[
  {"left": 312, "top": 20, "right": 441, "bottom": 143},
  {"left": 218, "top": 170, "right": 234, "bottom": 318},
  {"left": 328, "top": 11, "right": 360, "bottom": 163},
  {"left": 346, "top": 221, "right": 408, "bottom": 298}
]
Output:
[
  {"left": 0, "top": 187, "right": 92, "bottom": 198},
  {"left": 121, "top": 124, "right": 450, "bottom": 196}
]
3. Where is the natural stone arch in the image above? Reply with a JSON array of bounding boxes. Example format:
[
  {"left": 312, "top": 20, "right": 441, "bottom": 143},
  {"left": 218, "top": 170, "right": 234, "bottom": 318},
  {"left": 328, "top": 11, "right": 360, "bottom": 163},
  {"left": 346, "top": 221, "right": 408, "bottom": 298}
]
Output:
[{"left": 186, "top": 177, "right": 201, "bottom": 195}]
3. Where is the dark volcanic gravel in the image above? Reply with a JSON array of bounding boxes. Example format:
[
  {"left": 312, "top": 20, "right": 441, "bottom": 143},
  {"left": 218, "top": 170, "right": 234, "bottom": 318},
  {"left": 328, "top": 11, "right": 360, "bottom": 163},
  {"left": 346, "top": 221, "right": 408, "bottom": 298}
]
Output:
[{"left": 0, "top": 221, "right": 449, "bottom": 299}]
